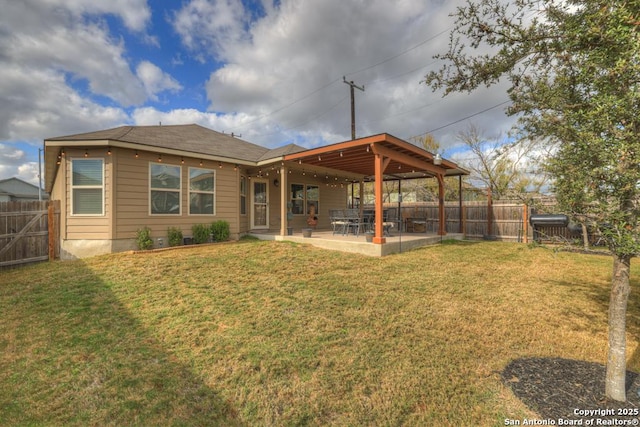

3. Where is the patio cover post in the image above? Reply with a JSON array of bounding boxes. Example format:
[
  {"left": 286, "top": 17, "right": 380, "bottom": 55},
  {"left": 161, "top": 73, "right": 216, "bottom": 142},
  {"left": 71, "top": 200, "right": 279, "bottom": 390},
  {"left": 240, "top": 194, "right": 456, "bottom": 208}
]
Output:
[
  {"left": 437, "top": 173, "right": 447, "bottom": 236},
  {"left": 280, "top": 164, "right": 288, "bottom": 236},
  {"left": 358, "top": 179, "right": 364, "bottom": 216},
  {"left": 373, "top": 150, "right": 387, "bottom": 244}
]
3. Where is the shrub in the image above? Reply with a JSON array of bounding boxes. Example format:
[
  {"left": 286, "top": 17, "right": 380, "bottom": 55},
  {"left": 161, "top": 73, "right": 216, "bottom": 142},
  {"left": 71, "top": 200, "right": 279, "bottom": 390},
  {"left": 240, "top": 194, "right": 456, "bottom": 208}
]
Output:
[
  {"left": 135, "top": 227, "right": 153, "bottom": 250},
  {"left": 211, "top": 220, "right": 230, "bottom": 242},
  {"left": 191, "top": 224, "right": 210, "bottom": 244},
  {"left": 167, "top": 227, "right": 183, "bottom": 247}
]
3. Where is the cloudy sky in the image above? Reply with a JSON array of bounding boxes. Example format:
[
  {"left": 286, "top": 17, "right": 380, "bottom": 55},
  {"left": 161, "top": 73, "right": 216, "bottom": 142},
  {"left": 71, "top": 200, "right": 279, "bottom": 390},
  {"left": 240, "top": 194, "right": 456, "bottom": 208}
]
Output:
[{"left": 0, "top": 0, "right": 517, "bottom": 187}]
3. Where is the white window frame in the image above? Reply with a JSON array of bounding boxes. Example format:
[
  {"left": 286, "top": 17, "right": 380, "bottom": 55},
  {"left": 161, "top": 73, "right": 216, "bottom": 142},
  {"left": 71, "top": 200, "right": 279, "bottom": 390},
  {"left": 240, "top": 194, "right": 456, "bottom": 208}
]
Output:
[
  {"left": 240, "top": 175, "right": 247, "bottom": 216},
  {"left": 188, "top": 167, "right": 216, "bottom": 216},
  {"left": 70, "top": 157, "right": 105, "bottom": 216},
  {"left": 149, "top": 162, "right": 182, "bottom": 216}
]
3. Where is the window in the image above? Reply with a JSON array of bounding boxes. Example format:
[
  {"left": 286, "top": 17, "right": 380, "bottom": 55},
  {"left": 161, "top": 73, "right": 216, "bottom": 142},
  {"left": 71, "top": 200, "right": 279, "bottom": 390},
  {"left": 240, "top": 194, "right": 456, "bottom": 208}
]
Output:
[
  {"left": 291, "top": 183, "right": 305, "bottom": 214},
  {"left": 150, "top": 163, "right": 181, "bottom": 215},
  {"left": 240, "top": 175, "right": 247, "bottom": 215},
  {"left": 189, "top": 168, "right": 215, "bottom": 215},
  {"left": 306, "top": 185, "right": 319, "bottom": 216},
  {"left": 71, "top": 158, "right": 104, "bottom": 215},
  {"left": 290, "top": 183, "right": 319, "bottom": 216}
]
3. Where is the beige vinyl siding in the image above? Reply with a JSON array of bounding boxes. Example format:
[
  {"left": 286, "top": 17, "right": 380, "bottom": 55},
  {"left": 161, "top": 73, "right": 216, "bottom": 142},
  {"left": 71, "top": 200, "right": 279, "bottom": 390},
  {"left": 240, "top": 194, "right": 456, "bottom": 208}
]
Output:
[
  {"left": 50, "top": 157, "right": 67, "bottom": 239},
  {"left": 271, "top": 174, "right": 348, "bottom": 231},
  {"left": 113, "top": 148, "right": 240, "bottom": 239},
  {"left": 64, "top": 148, "right": 111, "bottom": 240}
]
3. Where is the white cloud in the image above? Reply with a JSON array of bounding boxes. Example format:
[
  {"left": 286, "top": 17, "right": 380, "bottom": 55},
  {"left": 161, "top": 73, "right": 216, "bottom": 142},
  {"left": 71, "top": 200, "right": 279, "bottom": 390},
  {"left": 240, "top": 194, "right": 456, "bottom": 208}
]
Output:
[
  {"left": 175, "top": 0, "right": 519, "bottom": 150},
  {"left": 37, "top": 0, "right": 151, "bottom": 32},
  {"left": 171, "top": 0, "right": 248, "bottom": 61},
  {"left": 0, "top": 65, "right": 128, "bottom": 142},
  {"left": 136, "top": 61, "right": 183, "bottom": 101}
]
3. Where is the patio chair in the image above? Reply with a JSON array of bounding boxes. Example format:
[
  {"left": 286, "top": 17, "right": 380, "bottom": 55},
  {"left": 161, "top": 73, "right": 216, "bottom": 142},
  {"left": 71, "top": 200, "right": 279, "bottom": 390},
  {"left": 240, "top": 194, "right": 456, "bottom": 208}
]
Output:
[
  {"left": 344, "top": 208, "right": 365, "bottom": 236},
  {"left": 330, "top": 209, "right": 349, "bottom": 235}
]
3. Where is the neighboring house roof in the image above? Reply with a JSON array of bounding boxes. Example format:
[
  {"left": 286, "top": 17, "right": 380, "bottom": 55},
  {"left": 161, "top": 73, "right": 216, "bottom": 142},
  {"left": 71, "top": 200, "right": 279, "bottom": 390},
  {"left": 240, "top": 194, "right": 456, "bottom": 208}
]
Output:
[
  {"left": 46, "top": 124, "right": 273, "bottom": 163},
  {"left": 0, "top": 177, "right": 46, "bottom": 200}
]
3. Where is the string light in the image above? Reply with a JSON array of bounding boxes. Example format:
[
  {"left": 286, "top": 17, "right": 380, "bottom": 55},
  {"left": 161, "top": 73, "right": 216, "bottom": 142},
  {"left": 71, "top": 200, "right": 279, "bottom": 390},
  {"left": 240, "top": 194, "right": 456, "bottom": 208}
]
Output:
[
  {"left": 107, "top": 148, "right": 112, "bottom": 155},
  {"left": 135, "top": 150, "right": 139, "bottom": 158},
  {"left": 84, "top": 150, "right": 89, "bottom": 158},
  {"left": 158, "top": 154, "right": 162, "bottom": 162}
]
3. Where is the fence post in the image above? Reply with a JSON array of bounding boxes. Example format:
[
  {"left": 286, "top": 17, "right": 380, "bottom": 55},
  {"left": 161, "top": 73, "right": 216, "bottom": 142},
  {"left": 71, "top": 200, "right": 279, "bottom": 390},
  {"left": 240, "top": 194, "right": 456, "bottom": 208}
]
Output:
[
  {"left": 48, "top": 201, "right": 55, "bottom": 261},
  {"left": 487, "top": 187, "right": 493, "bottom": 238},
  {"left": 522, "top": 203, "right": 528, "bottom": 244},
  {"left": 462, "top": 205, "right": 467, "bottom": 238}
]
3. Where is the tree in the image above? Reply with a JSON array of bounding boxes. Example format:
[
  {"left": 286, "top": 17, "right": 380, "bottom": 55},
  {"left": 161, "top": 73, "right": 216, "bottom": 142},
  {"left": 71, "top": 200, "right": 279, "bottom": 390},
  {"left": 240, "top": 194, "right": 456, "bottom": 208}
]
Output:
[
  {"left": 456, "top": 123, "right": 547, "bottom": 199},
  {"left": 425, "top": 0, "right": 640, "bottom": 401}
]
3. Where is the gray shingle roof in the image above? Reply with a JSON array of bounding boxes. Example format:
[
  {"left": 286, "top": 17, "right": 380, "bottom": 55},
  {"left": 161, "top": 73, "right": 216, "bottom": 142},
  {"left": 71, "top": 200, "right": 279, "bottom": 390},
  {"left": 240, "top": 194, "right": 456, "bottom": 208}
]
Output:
[
  {"left": 258, "top": 143, "right": 307, "bottom": 162},
  {"left": 46, "top": 124, "right": 272, "bottom": 162}
]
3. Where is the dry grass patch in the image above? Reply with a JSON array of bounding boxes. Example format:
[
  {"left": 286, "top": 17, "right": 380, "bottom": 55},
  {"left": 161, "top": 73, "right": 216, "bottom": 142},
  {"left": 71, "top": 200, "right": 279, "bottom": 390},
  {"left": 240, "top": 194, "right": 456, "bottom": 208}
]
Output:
[{"left": 1, "top": 240, "right": 638, "bottom": 425}]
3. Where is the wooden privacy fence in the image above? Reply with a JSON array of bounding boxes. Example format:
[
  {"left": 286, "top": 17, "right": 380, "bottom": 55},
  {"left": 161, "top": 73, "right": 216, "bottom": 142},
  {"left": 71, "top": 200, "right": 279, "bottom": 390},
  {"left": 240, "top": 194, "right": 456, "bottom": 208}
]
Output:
[
  {"left": 381, "top": 201, "right": 531, "bottom": 242},
  {"left": 0, "top": 201, "right": 60, "bottom": 268}
]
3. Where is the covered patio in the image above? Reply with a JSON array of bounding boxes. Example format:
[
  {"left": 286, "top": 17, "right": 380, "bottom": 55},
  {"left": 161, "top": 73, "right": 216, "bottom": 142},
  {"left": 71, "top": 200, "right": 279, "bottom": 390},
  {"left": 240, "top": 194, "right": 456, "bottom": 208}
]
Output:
[{"left": 252, "top": 133, "right": 468, "bottom": 255}]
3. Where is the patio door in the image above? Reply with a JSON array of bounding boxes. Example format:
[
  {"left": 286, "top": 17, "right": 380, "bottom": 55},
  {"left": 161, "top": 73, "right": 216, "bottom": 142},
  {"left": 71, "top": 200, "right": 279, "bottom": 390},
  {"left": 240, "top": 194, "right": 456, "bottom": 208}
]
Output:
[{"left": 251, "top": 179, "right": 269, "bottom": 229}]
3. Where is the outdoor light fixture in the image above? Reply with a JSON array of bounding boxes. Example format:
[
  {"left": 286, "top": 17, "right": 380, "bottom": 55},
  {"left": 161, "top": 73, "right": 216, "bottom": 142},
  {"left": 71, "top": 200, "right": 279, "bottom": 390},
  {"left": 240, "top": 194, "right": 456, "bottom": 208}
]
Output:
[
  {"left": 274, "top": 178, "right": 279, "bottom": 187},
  {"left": 434, "top": 153, "right": 442, "bottom": 165},
  {"left": 158, "top": 154, "right": 162, "bottom": 162},
  {"left": 84, "top": 150, "right": 89, "bottom": 158},
  {"left": 135, "top": 150, "right": 139, "bottom": 158},
  {"left": 107, "top": 147, "right": 112, "bottom": 155}
]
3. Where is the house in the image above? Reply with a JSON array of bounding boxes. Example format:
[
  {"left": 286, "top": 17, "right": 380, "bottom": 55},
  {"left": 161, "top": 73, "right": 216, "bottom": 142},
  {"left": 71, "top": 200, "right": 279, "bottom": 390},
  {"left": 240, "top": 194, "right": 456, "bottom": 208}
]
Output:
[
  {"left": 0, "top": 177, "right": 47, "bottom": 202},
  {"left": 44, "top": 124, "right": 467, "bottom": 259}
]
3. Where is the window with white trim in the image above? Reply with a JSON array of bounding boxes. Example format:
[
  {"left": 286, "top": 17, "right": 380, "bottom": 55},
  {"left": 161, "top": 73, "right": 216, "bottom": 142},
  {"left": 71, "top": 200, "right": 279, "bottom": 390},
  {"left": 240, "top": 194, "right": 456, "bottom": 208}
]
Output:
[
  {"left": 240, "top": 175, "right": 247, "bottom": 215},
  {"left": 150, "top": 163, "right": 181, "bottom": 215},
  {"left": 189, "top": 167, "right": 215, "bottom": 215},
  {"left": 71, "top": 158, "right": 104, "bottom": 215}
]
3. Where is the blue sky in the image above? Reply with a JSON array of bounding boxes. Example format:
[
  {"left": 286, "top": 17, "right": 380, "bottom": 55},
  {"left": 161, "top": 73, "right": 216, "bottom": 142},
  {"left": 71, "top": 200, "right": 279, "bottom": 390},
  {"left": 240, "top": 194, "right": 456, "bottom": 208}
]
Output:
[{"left": 0, "top": 0, "right": 517, "bottom": 187}]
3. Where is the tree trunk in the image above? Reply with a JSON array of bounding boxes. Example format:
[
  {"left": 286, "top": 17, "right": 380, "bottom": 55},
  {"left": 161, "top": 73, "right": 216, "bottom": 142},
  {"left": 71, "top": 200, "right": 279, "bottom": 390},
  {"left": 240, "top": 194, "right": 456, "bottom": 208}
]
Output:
[
  {"left": 581, "top": 222, "right": 589, "bottom": 250},
  {"left": 605, "top": 253, "right": 632, "bottom": 402}
]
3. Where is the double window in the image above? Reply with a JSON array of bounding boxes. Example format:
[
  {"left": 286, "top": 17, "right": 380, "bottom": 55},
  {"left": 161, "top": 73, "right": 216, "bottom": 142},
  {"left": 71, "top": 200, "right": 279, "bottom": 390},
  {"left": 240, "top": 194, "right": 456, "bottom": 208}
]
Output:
[
  {"left": 149, "top": 163, "right": 217, "bottom": 215},
  {"left": 71, "top": 158, "right": 104, "bottom": 215},
  {"left": 290, "top": 184, "right": 319, "bottom": 216}
]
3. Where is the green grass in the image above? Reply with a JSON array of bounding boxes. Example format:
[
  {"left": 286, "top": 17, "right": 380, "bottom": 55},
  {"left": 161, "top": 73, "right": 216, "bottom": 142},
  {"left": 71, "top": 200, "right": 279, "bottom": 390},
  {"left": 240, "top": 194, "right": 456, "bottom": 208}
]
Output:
[{"left": 1, "top": 240, "right": 639, "bottom": 426}]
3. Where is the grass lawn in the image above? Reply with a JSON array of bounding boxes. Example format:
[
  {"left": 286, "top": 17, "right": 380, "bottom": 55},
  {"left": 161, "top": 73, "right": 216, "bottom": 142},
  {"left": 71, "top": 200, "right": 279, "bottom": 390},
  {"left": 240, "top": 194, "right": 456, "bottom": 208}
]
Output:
[{"left": 1, "top": 240, "right": 639, "bottom": 426}]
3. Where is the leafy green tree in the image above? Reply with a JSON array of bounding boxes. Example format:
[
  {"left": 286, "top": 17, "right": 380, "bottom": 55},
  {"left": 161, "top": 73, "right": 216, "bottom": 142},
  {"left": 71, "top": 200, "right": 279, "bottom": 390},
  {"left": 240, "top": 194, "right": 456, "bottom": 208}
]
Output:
[{"left": 425, "top": 0, "right": 640, "bottom": 401}]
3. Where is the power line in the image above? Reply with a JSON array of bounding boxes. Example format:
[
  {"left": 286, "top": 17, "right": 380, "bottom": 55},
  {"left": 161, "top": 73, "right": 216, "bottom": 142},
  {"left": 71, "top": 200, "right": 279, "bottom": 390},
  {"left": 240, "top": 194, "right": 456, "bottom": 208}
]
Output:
[
  {"left": 231, "top": 27, "right": 451, "bottom": 133},
  {"left": 344, "top": 27, "right": 451, "bottom": 78},
  {"left": 409, "top": 100, "right": 511, "bottom": 139}
]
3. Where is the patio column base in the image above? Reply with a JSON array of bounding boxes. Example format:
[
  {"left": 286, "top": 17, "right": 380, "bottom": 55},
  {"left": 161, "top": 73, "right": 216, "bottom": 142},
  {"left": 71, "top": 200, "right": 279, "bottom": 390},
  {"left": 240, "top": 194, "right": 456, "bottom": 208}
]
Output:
[{"left": 373, "top": 237, "right": 386, "bottom": 244}]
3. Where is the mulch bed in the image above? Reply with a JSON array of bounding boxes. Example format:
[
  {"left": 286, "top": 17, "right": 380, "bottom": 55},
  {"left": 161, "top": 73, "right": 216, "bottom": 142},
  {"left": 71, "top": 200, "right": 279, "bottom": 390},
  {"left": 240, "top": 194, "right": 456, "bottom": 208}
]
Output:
[{"left": 503, "top": 357, "right": 640, "bottom": 421}]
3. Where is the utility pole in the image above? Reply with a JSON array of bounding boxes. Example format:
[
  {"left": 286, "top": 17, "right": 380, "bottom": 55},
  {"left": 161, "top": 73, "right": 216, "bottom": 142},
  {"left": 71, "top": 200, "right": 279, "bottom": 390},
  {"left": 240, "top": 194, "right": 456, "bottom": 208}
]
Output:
[{"left": 343, "top": 77, "right": 365, "bottom": 140}]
